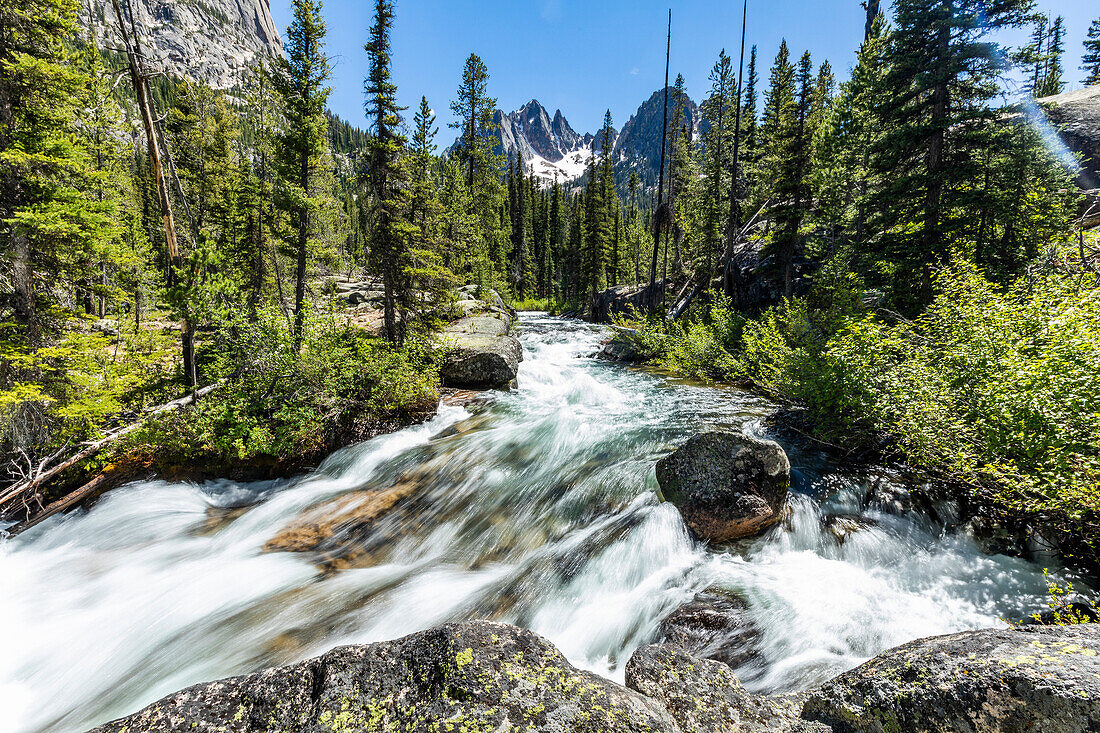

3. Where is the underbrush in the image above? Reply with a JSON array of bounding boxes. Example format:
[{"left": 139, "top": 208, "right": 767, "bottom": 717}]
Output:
[
  {"left": 615, "top": 255, "right": 1100, "bottom": 557},
  {"left": 133, "top": 309, "right": 440, "bottom": 464}
]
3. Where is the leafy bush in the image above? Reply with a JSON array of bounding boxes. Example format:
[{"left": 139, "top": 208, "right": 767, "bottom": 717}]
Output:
[
  {"left": 616, "top": 255, "right": 1100, "bottom": 553},
  {"left": 611, "top": 294, "right": 743, "bottom": 381}
]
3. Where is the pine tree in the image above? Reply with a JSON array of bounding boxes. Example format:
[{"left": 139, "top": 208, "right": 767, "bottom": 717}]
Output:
[
  {"left": 1021, "top": 14, "right": 1049, "bottom": 97},
  {"left": 740, "top": 46, "right": 760, "bottom": 198},
  {"left": 1082, "top": 17, "right": 1100, "bottom": 86},
  {"left": 1036, "top": 16, "right": 1066, "bottom": 98},
  {"left": 868, "top": 0, "right": 1032, "bottom": 311},
  {"left": 0, "top": 0, "right": 97, "bottom": 348},
  {"left": 364, "top": 0, "right": 417, "bottom": 343},
  {"left": 812, "top": 14, "right": 889, "bottom": 246},
  {"left": 449, "top": 54, "right": 506, "bottom": 285},
  {"left": 701, "top": 49, "right": 736, "bottom": 270},
  {"left": 409, "top": 96, "right": 442, "bottom": 240},
  {"left": 549, "top": 181, "right": 565, "bottom": 293},
  {"left": 762, "top": 47, "right": 814, "bottom": 298},
  {"left": 273, "top": 0, "right": 333, "bottom": 350}
]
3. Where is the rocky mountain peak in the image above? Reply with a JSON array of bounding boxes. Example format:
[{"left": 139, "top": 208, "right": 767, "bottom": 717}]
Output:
[{"left": 85, "top": 0, "right": 284, "bottom": 90}]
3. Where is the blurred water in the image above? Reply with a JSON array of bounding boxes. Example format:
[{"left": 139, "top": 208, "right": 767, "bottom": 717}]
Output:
[{"left": 0, "top": 314, "right": 1057, "bottom": 732}]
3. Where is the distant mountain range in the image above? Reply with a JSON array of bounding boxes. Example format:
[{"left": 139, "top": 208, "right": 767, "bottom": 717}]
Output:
[
  {"left": 459, "top": 89, "right": 700, "bottom": 190},
  {"left": 83, "top": 2, "right": 699, "bottom": 192}
]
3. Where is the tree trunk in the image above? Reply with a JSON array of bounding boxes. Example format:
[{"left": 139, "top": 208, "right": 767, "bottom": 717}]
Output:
[
  {"left": 112, "top": 0, "right": 194, "bottom": 387},
  {"left": 923, "top": 0, "right": 952, "bottom": 302},
  {"left": 649, "top": 10, "right": 672, "bottom": 313},
  {"left": 864, "top": 0, "right": 881, "bottom": 41},
  {"left": 11, "top": 231, "right": 38, "bottom": 347}
]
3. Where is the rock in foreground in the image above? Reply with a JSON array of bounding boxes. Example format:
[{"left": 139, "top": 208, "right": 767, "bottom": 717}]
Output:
[
  {"left": 656, "top": 431, "right": 791, "bottom": 542},
  {"left": 802, "top": 623, "right": 1100, "bottom": 733},
  {"left": 90, "top": 621, "right": 679, "bottom": 733},
  {"left": 626, "top": 644, "right": 827, "bottom": 733}
]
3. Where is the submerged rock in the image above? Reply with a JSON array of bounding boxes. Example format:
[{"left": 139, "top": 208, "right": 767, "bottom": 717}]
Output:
[
  {"left": 90, "top": 621, "right": 679, "bottom": 733},
  {"left": 658, "top": 590, "right": 760, "bottom": 670},
  {"left": 802, "top": 623, "right": 1100, "bottom": 733},
  {"left": 263, "top": 482, "right": 417, "bottom": 556},
  {"left": 656, "top": 431, "right": 791, "bottom": 542},
  {"left": 626, "top": 644, "right": 828, "bottom": 733}
]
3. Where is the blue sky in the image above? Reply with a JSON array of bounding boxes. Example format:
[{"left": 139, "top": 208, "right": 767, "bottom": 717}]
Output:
[{"left": 270, "top": 0, "right": 1099, "bottom": 138}]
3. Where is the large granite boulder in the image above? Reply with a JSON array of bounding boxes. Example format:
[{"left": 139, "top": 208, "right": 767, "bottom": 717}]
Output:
[
  {"left": 90, "top": 621, "right": 680, "bottom": 733},
  {"left": 802, "top": 623, "right": 1100, "bottom": 733},
  {"left": 439, "top": 291, "right": 523, "bottom": 389},
  {"left": 656, "top": 432, "right": 791, "bottom": 542},
  {"left": 1040, "top": 85, "right": 1100, "bottom": 189},
  {"left": 626, "top": 644, "right": 828, "bottom": 733}
]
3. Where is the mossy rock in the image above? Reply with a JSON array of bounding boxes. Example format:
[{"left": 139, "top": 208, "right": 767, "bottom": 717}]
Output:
[
  {"left": 801, "top": 623, "right": 1100, "bottom": 732},
  {"left": 88, "top": 621, "right": 679, "bottom": 733}
]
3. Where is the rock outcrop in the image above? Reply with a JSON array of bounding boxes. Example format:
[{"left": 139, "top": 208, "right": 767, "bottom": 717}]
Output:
[
  {"left": 656, "top": 432, "right": 791, "bottom": 542},
  {"left": 440, "top": 288, "right": 523, "bottom": 390},
  {"left": 87, "top": 621, "right": 1100, "bottom": 733},
  {"left": 802, "top": 623, "right": 1100, "bottom": 733},
  {"left": 89, "top": 621, "right": 679, "bottom": 733},
  {"left": 592, "top": 281, "right": 666, "bottom": 323},
  {"left": 85, "top": 0, "right": 283, "bottom": 90},
  {"left": 626, "top": 644, "right": 828, "bottom": 733},
  {"left": 1040, "top": 85, "right": 1100, "bottom": 190}
]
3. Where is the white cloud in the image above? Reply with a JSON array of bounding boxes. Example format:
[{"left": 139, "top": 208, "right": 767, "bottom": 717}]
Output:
[{"left": 630, "top": 67, "right": 639, "bottom": 76}]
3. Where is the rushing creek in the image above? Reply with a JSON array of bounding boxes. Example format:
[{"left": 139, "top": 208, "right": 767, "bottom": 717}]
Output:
[{"left": 0, "top": 314, "right": 1063, "bottom": 733}]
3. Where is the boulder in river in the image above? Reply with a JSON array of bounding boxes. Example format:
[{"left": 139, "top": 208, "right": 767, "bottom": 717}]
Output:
[
  {"left": 440, "top": 333, "right": 523, "bottom": 389},
  {"left": 658, "top": 590, "right": 760, "bottom": 670},
  {"left": 656, "top": 431, "right": 791, "bottom": 542},
  {"left": 802, "top": 623, "right": 1100, "bottom": 733},
  {"left": 439, "top": 291, "right": 523, "bottom": 390},
  {"left": 263, "top": 482, "right": 416, "bottom": 555},
  {"left": 90, "top": 621, "right": 679, "bottom": 733}
]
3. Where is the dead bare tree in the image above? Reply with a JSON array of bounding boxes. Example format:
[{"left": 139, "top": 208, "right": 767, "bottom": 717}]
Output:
[{"left": 110, "top": 0, "right": 196, "bottom": 390}]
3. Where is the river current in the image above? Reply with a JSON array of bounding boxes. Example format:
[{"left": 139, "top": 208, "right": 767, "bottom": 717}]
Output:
[{"left": 0, "top": 314, "right": 1058, "bottom": 732}]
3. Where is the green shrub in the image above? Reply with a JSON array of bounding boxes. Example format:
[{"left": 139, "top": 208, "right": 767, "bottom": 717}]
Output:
[{"left": 136, "top": 310, "right": 440, "bottom": 463}]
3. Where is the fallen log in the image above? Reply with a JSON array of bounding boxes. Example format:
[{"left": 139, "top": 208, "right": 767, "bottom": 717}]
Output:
[
  {"left": 665, "top": 202, "right": 769, "bottom": 321},
  {"left": 0, "top": 382, "right": 220, "bottom": 521},
  {"left": 8, "top": 466, "right": 136, "bottom": 537}
]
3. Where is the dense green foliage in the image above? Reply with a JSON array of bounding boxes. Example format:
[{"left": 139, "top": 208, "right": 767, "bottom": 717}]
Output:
[{"left": 134, "top": 310, "right": 438, "bottom": 463}]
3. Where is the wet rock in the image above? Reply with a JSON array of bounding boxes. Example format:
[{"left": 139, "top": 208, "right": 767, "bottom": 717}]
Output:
[
  {"left": 598, "top": 337, "right": 640, "bottom": 363},
  {"left": 90, "top": 621, "right": 680, "bottom": 733},
  {"left": 656, "top": 432, "right": 791, "bottom": 542},
  {"left": 658, "top": 590, "right": 760, "bottom": 670},
  {"left": 802, "top": 623, "right": 1100, "bottom": 733},
  {"left": 823, "top": 516, "right": 876, "bottom": 545},
  {"left": 440, "top": 333, "right": 523, "bottom": 389},
  {"left": 626, "top": 644, "right": 829, "bottom": 733}
]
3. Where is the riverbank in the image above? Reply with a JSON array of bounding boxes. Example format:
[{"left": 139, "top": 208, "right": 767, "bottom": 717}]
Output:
[{"left": 1, "top": 290, "right": 522, "bottom": 535}]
